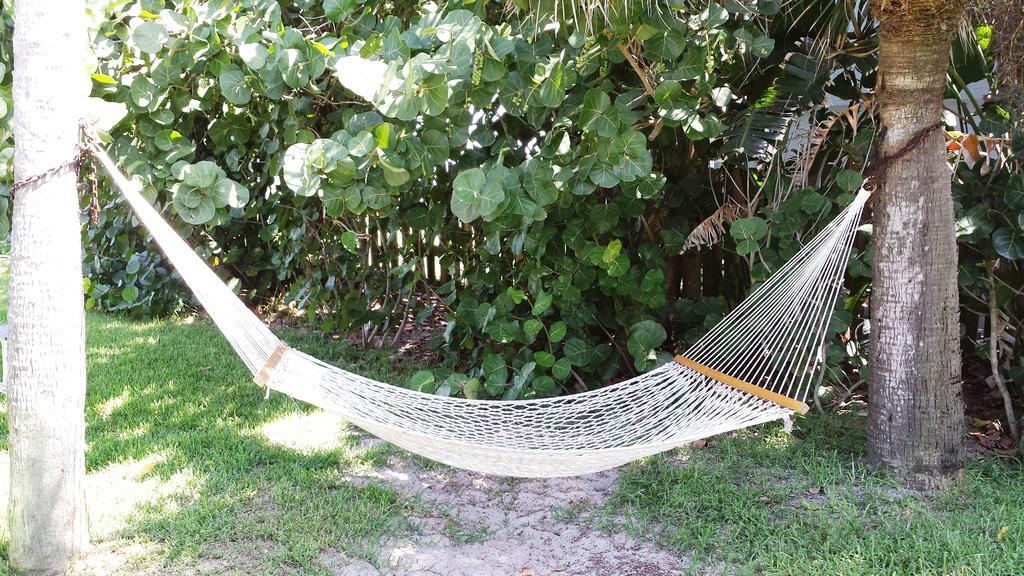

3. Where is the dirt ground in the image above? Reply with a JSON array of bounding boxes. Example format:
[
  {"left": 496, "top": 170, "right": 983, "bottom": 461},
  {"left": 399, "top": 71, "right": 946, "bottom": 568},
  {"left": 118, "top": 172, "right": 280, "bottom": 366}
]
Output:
[
  {"left": 0, "top": 410, "right": 690, "bottom": 576},
  {"left": 273, "top": 411, "right": 690, "bottom": 576},
  {"left": 329, "top": 445, "right": 687, "bottom": 575}
]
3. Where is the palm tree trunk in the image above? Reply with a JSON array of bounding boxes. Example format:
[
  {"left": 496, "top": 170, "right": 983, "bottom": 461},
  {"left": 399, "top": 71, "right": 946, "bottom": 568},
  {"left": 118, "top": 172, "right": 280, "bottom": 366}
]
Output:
[
  {"left": 9, "top": 0, "right": 89, "bottom": 572},
  {"left": 867, "top": 0, "right": 966, "bottom": 488}
]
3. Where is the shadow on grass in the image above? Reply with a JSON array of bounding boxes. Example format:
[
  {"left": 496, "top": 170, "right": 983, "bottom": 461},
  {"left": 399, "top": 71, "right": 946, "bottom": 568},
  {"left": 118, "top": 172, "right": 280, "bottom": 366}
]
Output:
[
  {"left": 3, "top": 314, "right": 421, "bottom": 573},
  {"left": 603, "top": 414, "right": 1024, "bottom": 576}
]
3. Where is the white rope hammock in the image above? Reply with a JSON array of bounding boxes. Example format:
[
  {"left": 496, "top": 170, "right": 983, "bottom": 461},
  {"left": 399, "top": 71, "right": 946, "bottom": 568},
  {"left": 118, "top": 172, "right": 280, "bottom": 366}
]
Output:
[{"left": 88, "top": 141, "right": 869, "bottom": 477}]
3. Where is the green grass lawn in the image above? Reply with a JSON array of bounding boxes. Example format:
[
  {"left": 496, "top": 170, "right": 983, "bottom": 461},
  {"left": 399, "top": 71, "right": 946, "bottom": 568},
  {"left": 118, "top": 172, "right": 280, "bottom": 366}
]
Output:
[
  {"left": 0, "top": 256, "right": 1022, "bottom": 575},
  {"left": 598, "top": 417, "right": 1024, "bottom": 575},
  {"left": 0, "top": 259, "right": 422, "bottom": 574}
]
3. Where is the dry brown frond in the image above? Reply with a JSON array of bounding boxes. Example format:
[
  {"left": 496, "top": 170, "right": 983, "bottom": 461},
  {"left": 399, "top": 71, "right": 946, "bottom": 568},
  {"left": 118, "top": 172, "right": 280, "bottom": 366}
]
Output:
[{"left": 681, "top": 203, "right": 745, "bottom": 252}]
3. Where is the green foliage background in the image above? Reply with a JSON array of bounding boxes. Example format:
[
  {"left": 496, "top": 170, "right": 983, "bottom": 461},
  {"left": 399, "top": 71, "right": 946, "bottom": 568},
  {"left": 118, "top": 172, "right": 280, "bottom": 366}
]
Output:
[{"left": 0, "top": 0, "right": 1021, "bottom": 402}]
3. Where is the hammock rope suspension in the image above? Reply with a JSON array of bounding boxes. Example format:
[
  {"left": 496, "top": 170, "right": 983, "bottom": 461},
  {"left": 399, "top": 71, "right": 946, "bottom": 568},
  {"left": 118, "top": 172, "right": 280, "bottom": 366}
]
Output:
[{"left": 88, "top": 140, "right": 869, "bottom": 478}]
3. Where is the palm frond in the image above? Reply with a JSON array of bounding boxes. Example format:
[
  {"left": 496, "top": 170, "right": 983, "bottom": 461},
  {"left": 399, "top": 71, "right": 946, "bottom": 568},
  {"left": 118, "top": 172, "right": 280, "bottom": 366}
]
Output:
[
  {"left": 509, "top": 0, "right": 666, "bottom": 33},
  {"left": 787, "top": 99, "right": 873, "bottom": 189},
  {"left": 775, "top": 39, "right": 834, "bottom": 104},
  {"left": 721, "top": 105, "right": 795, "bottom": 161},
  {"left": 681, "top": 203, "right": 744, "bottom": 252}
]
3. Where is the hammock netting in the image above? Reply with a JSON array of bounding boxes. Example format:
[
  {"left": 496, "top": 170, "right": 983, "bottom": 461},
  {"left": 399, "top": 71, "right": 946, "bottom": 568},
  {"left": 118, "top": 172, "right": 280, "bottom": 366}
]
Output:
[{"left": 90, "top": 142, "right": 868, "bottom": 477}]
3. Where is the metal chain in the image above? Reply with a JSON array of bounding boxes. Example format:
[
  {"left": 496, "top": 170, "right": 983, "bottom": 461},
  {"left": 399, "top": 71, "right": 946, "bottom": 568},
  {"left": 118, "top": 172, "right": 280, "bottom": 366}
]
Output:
[
  {"left": 79, "top": 122, "right": 104, "bottom": 224},
  {"left": 862, "top": 121, "right": 945, "bottom": 194},
  {"left": 7, "top": 122, "right": 103, "bottom": 224},
  {"left": 86, "top": 153, "right": 100, "bottom": 225},
  {"left": 8, "top": 142, "right": 87, "bottom": 197}
]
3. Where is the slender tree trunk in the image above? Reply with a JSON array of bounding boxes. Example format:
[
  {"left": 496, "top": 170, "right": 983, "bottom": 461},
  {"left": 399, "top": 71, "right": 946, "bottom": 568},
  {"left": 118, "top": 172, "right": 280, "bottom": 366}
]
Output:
[
  {"left": 665, "top": 255, "right": 681, "bottom": 303},
  {"left": 701, "top": 245, "right": 722, "bottom": 297},
  {"left": 868, "top": 0, "right": 966, "bottom": 488},
  {"left": 680, "top": 253, "right": 702, "bottom": 299},
  {"left": 9, "top": 1, "right": 89, "bottom": 573}
]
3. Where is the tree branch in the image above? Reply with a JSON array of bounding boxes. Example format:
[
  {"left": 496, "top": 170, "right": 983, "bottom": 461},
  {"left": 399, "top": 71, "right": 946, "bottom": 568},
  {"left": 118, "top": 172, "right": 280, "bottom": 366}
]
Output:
[
  {"left": 987, "top": 260, "right": 1020, "bottom": 442},
  {"left": 617, "top": 42, "right": 656, "bottom": 96}
]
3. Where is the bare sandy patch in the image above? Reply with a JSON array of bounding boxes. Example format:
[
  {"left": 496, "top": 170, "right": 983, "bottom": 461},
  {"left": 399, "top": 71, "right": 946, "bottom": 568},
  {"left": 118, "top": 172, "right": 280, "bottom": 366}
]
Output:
[
  {"left": 1, "top": 409, "right": 688, "bottom": 575},
  {"left": 260, "top": 409, "right": 351, "bottom": 453},
  {"left": 70, "top": 539, "right": 163, "bottom": 576},
  {"left": 0, "top": 451, "right": 193, "bottom": 574},
  {"left": 85, "top": 453, "right": 194, "bottom": 539},
  {"left": 332, "top": 445, "right": 688, "bottom": 576},
  {"left": 258, "top": 410, "right": 687, "bottom": 575}
]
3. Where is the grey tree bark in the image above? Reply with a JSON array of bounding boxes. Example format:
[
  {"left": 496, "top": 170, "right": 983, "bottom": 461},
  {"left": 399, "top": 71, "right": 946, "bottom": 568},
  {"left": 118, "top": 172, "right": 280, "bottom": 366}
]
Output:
[
  {"left": 9, "top": 0, "right": 90, "bottom": 573},
  {"left": 868, "top": 0, "right": 967, "bottom": 488}
]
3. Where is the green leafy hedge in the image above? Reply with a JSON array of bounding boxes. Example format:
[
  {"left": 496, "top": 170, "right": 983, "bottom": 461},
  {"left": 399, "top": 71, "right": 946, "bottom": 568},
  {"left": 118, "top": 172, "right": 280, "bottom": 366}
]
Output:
[
  {"left": 2, "top": 0, "right": 1018, "bottom": 400},
  {"left": 0, "top": 0, "right": 872, "bottom": 399}
]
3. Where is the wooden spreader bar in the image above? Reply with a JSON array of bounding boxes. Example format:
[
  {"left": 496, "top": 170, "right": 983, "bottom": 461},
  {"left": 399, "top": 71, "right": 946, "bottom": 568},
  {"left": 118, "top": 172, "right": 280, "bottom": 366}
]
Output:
[
  {"left": 674, "top": 355, "right": 810, "bottom": 414},
  {"left": 255, "top": 342, "right": 290, "bottom": 388}
]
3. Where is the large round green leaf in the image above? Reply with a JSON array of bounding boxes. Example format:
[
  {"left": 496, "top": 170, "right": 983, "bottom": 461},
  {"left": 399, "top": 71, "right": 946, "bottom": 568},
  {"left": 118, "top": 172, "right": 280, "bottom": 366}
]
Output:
[
  {"left": 132, "top": 22, "right": 169, "bottom": 54},
  {"left": 362, "top": 185, "right": 391, "bottom": 210},
  {"left": 219, "top": 65, "right": 252, "bottom": 106},
  {"left": 419, "top": 74, "right": 450, "bottom": 115},
  {"left": 451, "top": 168, "right": 487, "bottom": 223},
  {"left": 283, "top": 144, "right": 316, "bottom": 195},
  {"left": 421, "top": 130, "right": 449, "bottom": 166},
  {"left": 521, "top": 160, "right": 558, "bottom": 206},
  {"left": 675, "top": 47, "right": 705, "bottom": 81},
  {"left": 324, "top": 0, "right": 359, "bottom": 22},
  {"left": 279, "top": 48, "right": 310, "bottom": 89},
  {"left": 340, "top": 230, "right": 358, "bottom": 253},
  {"left": 548, "top": 321, "right": 567, "bottom": 343},
  {"left": 173, "top": 193, "right": 216, "bottom": 225},
  {"left": 993, "top": 227, "right": 1024, "bottom": 260},
  {"left": 534, "top": 350, "right": 556, "bottom": 368},
  {"left": 154, "top": 129, "right": 184, "bottom": 151},
  {"left": 129, "top": 76, "right": 160, "bottom": 109},
  {"left": 150, "top": 59, "right": 182, "bottom": 86},
  {"left": 531, "top": 292, "right": 553, "bottom": 316},
  {"left": 322, "top": 185, "right": 347, "bottom": 217},
  {"left": 614, "top": 131, "right": 652, "bottom": 183},
  {"left": 645, "top": 28, "right": 686, "bottom": 61},
  {"left": 181, "top": 161, "right": 223, "bottom": 188},
  {"left": 409, "top": 370, "right": 434, "bottom": 391},
  {"left": 308, "top": 139, "right": 348, "bottom": 171},
  {"left": 239, "top": 43, "right": 269, "bottom": 70},
  {"left": 214, "top": 178, "right": 249, "bottom": 208},
  {"left": 605, "top": 253, "right": 630, "bottom": 277},
  {"left": 174, "top": 185, "right": 203, "bottom": 209},
  {"left": 563, "top": 338, "right": 593, "bottom": 367},
  {"left": 579, "top": 89, "right": 616, "bottom": 138},
  {"left": 1005, "top": 175, "right": 1024, "bottom": 210},
  {"left": 589, "top": 163, "right": 619, "bottom": 188},
  {"left": 478, "top": 169, "right": 509, "bottom": 217},
  {"left": 836, "top": 170, "right": 864, "bottom": 193},
  {"left": 348, "top": 131, "right": 377, "bottom": 157},
  {"left": 524, "top": 318, "right": 543, "bottom": 339},
  {"left": 627, "top": 320, "right": 667, "bottom": 367},
  {"left": 327, "top": 157, "right": 357, "bottom": 185},
  {"left": 482, "top": 353, "right": 508, "bottom": 387},
  {"left": 342, "top": 185, "right": 366, "bottom": 214},
  {"left": 381, "top": 161, "right": 411, "bottom": 187},
  {"left": 589, "top": 203, "right": 621, "bottom": 234},
  {"left": 121, "top": 284, "right": 140, "bottom": 303},
  {"left": 730, "top": 217, "right": 769, "bottom": 242},
  {"left": 749, "top": 34, "right": 775, "bottom": 58}
]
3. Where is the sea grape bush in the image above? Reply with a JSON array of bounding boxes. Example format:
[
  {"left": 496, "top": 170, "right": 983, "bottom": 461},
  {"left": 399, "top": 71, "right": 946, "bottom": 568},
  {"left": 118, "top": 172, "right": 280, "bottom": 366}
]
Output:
[
  {"left": 0, "top": 0, "right": 884, "bottom": 398},
  {"left": 1, "top": 0, "right": 1017, "bottom": 400}
]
